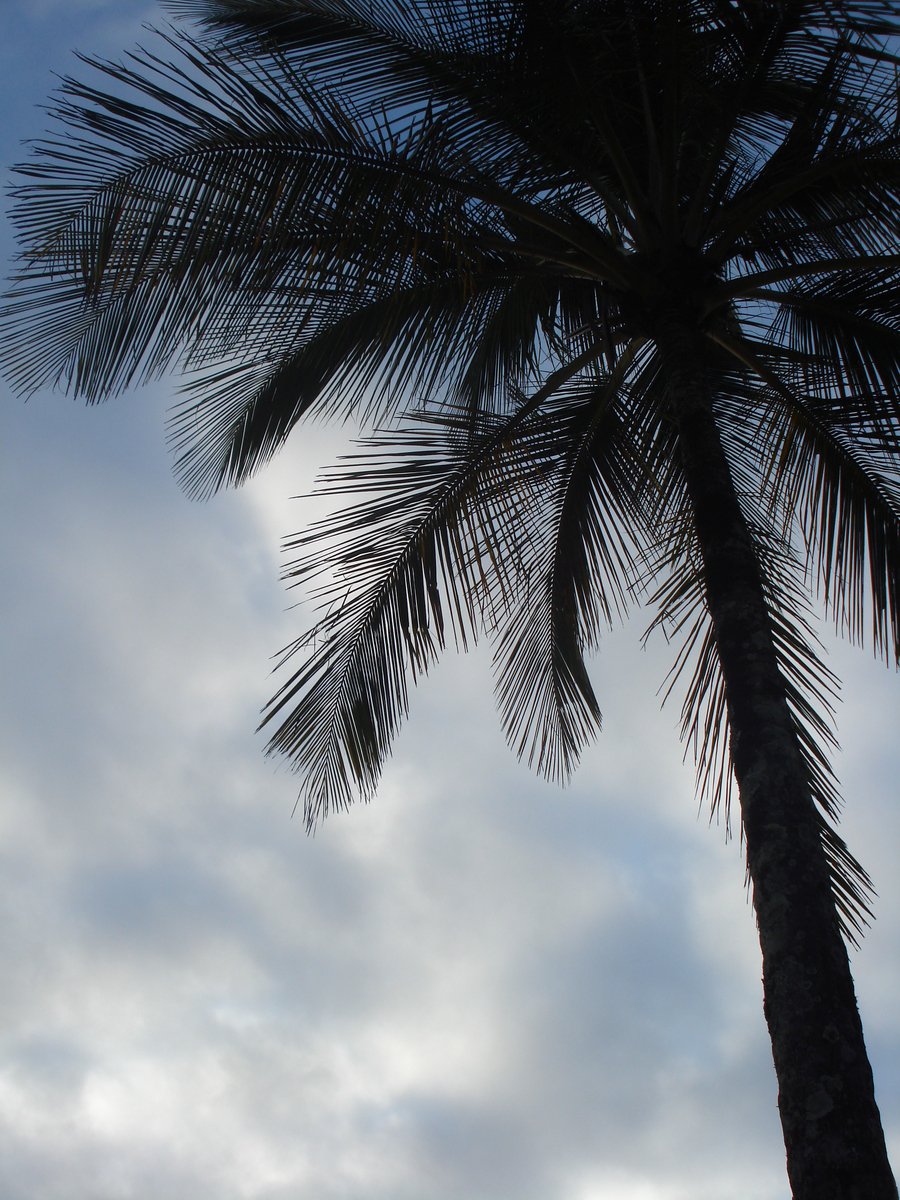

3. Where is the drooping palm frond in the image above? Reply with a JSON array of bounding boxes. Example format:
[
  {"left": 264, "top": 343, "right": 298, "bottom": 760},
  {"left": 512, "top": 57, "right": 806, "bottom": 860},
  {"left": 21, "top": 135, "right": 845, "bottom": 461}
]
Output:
[
  {"left": 771, "top": 403, "right": 900, "bottom": 660},
  {"left": 261, "top": 338, "right": 627, "bottom": 822},
  {"left": 645, "top": 398, "right": 875, "bottom": 944},
  {"left": 260, "top": 404, "right": 540, "bottom": 824},
  {"left": 167, "top": 264, "right": 564, "bottom": 497},
  {"left": 707, "top": 299, "right": 900, "bottom": 663},
  {"left": 491, "top": 361, "right": 652, "bottom": 781}
]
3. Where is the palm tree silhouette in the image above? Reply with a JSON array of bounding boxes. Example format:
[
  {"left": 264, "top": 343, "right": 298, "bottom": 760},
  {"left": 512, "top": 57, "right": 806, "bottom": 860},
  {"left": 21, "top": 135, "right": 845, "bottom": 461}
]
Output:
[{"left": 4, "top": 2, "right": 899, "bottom": 1195}]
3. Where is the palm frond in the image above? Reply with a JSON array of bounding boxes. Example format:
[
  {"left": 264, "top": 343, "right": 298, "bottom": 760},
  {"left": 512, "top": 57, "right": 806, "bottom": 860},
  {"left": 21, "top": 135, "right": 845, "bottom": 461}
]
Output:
[
  {"left": 492, "top": 358, "right": 650, "bottom": 780},
  {"left": 709, "top": 325, "right": 900, "bottom": 663},
  {"left": 645, "top": 456, "right": 874, "bottom": 944},
  {"left": 771, "top": 400, "right": 900, "bottom": 664},
  {"left": 261, "top": 421, "right": 485, "bottom": 826},
  {"left": 169, "top": 269, "right": 552, "bottom": 496},
  {"left": 261, "top": 397, "right": 556, "bottom": 824},
  {"left": 260, "top": 329, "right": 616, "bottom": 823}
]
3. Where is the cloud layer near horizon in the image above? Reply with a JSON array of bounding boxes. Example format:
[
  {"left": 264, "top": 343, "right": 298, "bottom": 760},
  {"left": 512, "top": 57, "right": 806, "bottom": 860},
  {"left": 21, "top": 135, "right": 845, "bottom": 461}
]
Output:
[{"left": 2, "top": 6, "right": 898, "bottom": 1199}]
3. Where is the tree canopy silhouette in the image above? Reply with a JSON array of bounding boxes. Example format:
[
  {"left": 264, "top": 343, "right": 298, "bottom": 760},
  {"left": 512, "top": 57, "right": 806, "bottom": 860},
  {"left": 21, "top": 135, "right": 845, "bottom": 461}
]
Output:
[{"left": 3, "top": 2, "right": 899, "bottom": 1196}]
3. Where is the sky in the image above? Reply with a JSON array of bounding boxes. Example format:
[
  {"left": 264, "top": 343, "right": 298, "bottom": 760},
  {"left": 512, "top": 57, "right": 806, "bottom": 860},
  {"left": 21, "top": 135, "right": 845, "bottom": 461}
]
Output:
[{"left": 1, "top": 4, "right": 898, "bottom": 1199}]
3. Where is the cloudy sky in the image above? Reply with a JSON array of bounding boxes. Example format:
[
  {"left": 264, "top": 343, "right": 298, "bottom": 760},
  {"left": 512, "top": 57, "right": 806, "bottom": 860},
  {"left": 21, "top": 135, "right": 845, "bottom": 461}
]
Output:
[{"left": 1, "top": 4, "right": 898, "bottom": 1198}]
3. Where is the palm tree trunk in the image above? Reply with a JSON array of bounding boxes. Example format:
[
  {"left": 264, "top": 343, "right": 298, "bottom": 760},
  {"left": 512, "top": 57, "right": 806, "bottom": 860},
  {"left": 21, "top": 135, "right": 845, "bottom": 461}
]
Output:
[{"left": 659, "top": 322, "right": 897, "bottom": 1199}]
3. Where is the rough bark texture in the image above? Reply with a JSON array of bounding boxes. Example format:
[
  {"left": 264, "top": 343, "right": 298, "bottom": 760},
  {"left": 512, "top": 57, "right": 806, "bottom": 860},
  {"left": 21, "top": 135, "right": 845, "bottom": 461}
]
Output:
[{"left": 659, "top": 320, "right": 897, "bottom": 1199}]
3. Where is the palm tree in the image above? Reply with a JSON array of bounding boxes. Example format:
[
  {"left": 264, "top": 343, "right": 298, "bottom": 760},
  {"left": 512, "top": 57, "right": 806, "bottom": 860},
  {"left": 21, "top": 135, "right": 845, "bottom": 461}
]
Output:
[{"left": 3, "top": 1, "right": 899, "bottom": 1194}]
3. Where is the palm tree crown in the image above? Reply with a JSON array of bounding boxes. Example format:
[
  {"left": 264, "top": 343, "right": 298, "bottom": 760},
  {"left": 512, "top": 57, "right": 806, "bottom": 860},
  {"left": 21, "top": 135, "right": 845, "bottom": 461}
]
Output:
[
  {"left": 4, "top": 3, "right": 899, "bottom": 1195},
  {"left": 8, "top": 1, "right": 897, "bottom": 856}
]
